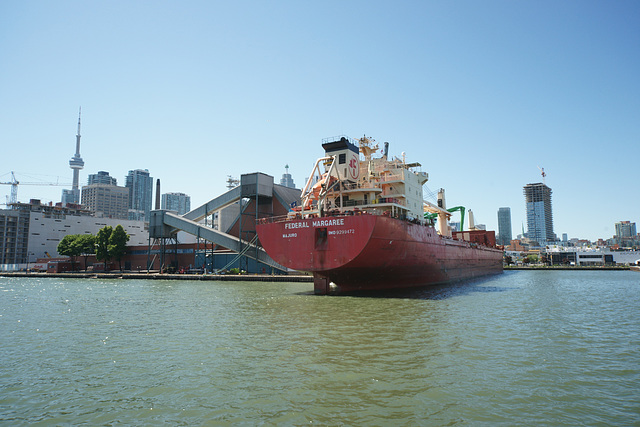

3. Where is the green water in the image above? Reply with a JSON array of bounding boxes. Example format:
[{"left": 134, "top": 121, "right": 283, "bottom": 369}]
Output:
[{"left": 1, "top": 271, "right": 639, "bottom": 425}]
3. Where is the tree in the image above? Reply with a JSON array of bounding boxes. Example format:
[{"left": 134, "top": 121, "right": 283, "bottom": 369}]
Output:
[
  {"left": 95, "top": 226, "right": 113, "bottom": 270},
  {"left": 109, "top": 224, "right": 130, "bottom": 271},
  {"left": 76, "top": 234, "right": 96, "bottom": 270},
  {"left": 57, "top": 234, "right": 82, "bottom": 271}
]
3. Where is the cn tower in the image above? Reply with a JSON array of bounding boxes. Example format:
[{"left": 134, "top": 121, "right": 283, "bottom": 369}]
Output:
[
  {"left": 63, "top": 107, "right": 84, "bottom": 204},
  {"left": 70, "top": 107, "right": 84, "bottom": 188}
]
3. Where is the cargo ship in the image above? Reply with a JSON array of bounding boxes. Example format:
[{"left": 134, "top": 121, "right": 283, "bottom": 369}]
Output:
[{"left": 256, "top": 135, "right": 503, "bottom": 294}]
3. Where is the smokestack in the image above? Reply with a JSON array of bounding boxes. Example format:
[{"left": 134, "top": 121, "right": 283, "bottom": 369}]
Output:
[
  {"left": 155, "top": 179, "right": 161, "bottom": 210},
  {"left": 384, "top": 141, "right": 389, "bottom": 158}
]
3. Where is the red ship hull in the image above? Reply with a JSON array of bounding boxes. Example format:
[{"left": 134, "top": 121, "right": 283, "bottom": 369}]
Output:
[{"left": 257, "top": 214, "right": 503, "bottom": 295}]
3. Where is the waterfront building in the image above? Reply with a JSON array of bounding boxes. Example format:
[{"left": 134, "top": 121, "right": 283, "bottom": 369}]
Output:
[
  {"left": 0, "top": 200, "right": 149, "bottom": 270},
  {"left": 546, "top": 246, "right": 640, "bottom": 266},
  {"left": 81, "top": 183, "right": 129, "bottom": 220},
  {"left": 279, "top": 165, "right": 296, "bottom": 189},
  {"left": 125, "top": 169, "right": 153, "bottom": 222},
  {"left": 161, "top": 192, "right": 191, "bottom": 215},
  {"left": 88, "top": 171, "right": 118, "bottom": 186},
  {"left": 523, "top": 182, "right": 555, "bottom": 243},
  {"left": 497, "top": 207, "right": 512, "bottom": 246}
]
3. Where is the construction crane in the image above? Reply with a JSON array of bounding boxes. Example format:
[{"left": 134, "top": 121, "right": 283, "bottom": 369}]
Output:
[
  {"left": 0, "top": 171, "right": 71, "bottom": 205},
  {"left": 0, "top": 172, "right": 19, "bottom": 205},
  {"left": 537, "top": 166, "right": 546, "bottom": 185}
]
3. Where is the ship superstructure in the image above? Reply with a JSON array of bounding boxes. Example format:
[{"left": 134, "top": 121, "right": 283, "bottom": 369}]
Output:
[{"left": 297, "top": 136, "right": 452, "bottom": 232}]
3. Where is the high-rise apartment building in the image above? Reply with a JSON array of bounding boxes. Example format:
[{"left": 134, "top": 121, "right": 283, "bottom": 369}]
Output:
[
  {"left": 497, "top": 207, "right": 512, "bottom": 246},
  {"left": 81, "top": 185, "right": 129, "bottom": 220},
  {"left": 615, "top": 221, "right": 637, "bottom": 238},
  {"left": 82, "top": 171, "right": 128, "bottom": 219},
  {"left": 125, "top": 169, "right": 153, "bottom": 222},
  {"left": 161, "top": 192, "right": 191, "bottom": 215},
  {"left": 0, "top": 206, "right": 30, "bottom": 266},
  {"left": 524, "top": 182, "right": 555, "bottom": 243},
  {"left": 88, "top": 171, "right": 118, "bottom": 186}
]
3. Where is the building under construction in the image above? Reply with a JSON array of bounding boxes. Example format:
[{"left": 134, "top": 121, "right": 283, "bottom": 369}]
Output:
[{"left": 524, "top": 182, "right": 555, "bottom": 243}]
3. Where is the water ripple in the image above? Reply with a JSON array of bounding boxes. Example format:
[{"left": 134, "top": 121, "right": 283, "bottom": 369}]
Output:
[{"left": 1, "top": 272, "right": 639, "bottom": 425}]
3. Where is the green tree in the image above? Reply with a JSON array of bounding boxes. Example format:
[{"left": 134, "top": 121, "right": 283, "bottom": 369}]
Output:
[
  {"left": 57, "top": 234, "right": 82, "bottom": 271},
  {"left": 109, "top": 224, "right": 130, "bottom": 271},
  {"left": 95, "top": 226, "right": 113, "bottom": 270},
  {"left": 76, "top": 234, "right": 96, "bottom": 270}
]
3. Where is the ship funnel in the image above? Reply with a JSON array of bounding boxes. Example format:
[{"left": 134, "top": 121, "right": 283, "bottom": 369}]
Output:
[{"left": 384, "top": 141, "right": 389, "bottom": 158}]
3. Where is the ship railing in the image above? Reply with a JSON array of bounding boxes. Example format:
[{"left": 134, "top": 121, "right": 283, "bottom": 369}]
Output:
[
  {"left": 257, "top": 209, "right": 383, "bottom": 225},
  {"left": 380, "top": 173, "right": 404, "bottom": 182},
  {"left": 321, "top": 135, "right": 357, "bottom": 145},
  {"left": 340, "top": 181, "right": 383, "bottom": 191},
  {"left": 257, "top": 201, "right": 412, "bottom": 225},
  {"left": 375, "top": 197, "right": 405, "bottom": 206}
]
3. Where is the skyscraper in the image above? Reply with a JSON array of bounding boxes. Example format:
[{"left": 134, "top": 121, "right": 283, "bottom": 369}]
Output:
[
  {"left": 125, "top": 169, "right": 153, "bottom": 221},
  {"left": 524, "top": 182, "right": 555, "bottom": 243},
  {"left": 161, "top": 192, "right": 191, "bottom": 215},
  {"left": 61, "top": 108, "right": 84, "bottom": 205},
  {"left": 497, "top": 207, "right": 512, "bottom": 246},
  {"left": 615, "top": 221, "right": 637, "bottom": 238}
]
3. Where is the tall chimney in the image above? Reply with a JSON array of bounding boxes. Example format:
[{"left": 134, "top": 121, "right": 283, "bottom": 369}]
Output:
[{"left": 155, "top": 179, "right": 161, "bottom": 210}]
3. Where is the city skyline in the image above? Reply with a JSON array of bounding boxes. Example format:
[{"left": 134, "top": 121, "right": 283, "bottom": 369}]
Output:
[{"left": 1, "top": 1, "right": 638, "bottom": 242}]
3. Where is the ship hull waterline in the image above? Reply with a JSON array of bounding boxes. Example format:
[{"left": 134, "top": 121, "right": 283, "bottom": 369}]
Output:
[{"left": 257, "top": 214, "right": 503, "bottom": 295}]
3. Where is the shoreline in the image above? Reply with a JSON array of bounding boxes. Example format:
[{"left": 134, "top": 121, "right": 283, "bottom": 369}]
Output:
[
  {"left": 504, "top": 265, "right": 630, "bottom": 270},
  {"left": 1, "top": 266, "right": 634, "bottom": 281},
  {"left": 0, "top": 271, "right": 314, "bottom": 282}
]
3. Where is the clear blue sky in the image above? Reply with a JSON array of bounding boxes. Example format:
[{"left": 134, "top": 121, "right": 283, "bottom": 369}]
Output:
[{"left": 1, "top": 1, "right": 638, "bottom": 242}]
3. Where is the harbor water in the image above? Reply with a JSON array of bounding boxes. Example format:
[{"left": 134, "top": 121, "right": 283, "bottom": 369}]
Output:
[{"left": 1, "top": 271, "right": 639, "bottom": 426}]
